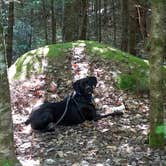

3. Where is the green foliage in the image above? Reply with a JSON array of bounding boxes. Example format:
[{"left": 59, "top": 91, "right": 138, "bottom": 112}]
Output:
[
  {"left": 156, "top": 124, "right": 166, "bottom": 139},
  {"left": 149, "top": 124, "right": 165, "bottom": 148},
  {"left": 0, "top": 159, "right": 19, "bottom": 166},
  {"left": 117, "top": 68, "right": 149, "bottom": 93},
  {"left": 117, "top": 74, "right": 136, "bottom": 90},
  {"left": 152, "top": 0, "right": 164, "bottom": 4}
]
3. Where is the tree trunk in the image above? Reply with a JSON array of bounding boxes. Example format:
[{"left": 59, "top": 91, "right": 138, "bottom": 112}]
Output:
[
  {"left": 94, "top": 0, "right": 99, "bottom": 41},
  {"left": 28, "top": 9, "right": 33, "bottom": 50},
  {"left": 128, "top": 0, "right": 137, "bottom": 55},
  {"left": 103, "top": 0, "right": 108, "bottom": 24},
  {"left": 6, "top": 1, "right": 14, "bottom": 67},
  {"left": 51, "top": 0, "right": 56, "bottom": 43},
  {"left": 42, "top": 0, "right": 48, "bottom": 44},
  {"left": 149, "top": 0, "right": 165, "bottom": 148},
  {"left": 62, "top": 0, "right": 80, "bottom": 42},
  {"left": 121, "top": 0, "right": 129, "bottom": 51},
  {"left": 112, "top": 0, "right": 116, "bottom": 46},
  {"left": 0, "top": 15, "right": 21, "bottom": 166},
  {"left": 79, "top": 0, "right": 88, "bottom": 40},
  {"left": 98, "top": 0, "right": 102, "bottom": 42}
]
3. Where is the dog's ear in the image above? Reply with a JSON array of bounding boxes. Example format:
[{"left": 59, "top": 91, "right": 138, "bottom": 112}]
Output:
[
  {"left": 88, "top": 76, "right": 97, "bottom": 87},
  {"left": 73, "top": 80, "right": 80, "bottom": 92}
]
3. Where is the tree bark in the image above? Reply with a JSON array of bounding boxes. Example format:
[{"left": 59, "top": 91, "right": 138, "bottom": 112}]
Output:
[
  {"left": 51, "top": 0, "right": 56, "bottom": 43},
  {"left": 98, "top": 0, "right": 102, "bottom": 42},
  {"left": 149, "top": 0, "right": 165, "bottom": 148},
  {"left": 28, "top": 9, "right": 33, "bottom": 50},
  {"left": 121, "top": 0, "right": 129, "bottom": 51},
  {"left": 62, "top": 0, "right": 80, "bottom": 42},
  {"left": 79, "top": 0, "right": 88, "bottom": 40},
  {"left": 128, "top": 0, "right": 137, "bottom": 55},
  {"left": 94, "top": 0, "right": 99, "bottom": 41},
  {"left": 103, "top": 0, "right": 108, "bottom": 24},
  {"left": 42, "top": 0, "right": 48, "bottom": 44},
  {"left": 6, "top": 1, "right": 14, "bottom": 67},
  {"left": 0, "top": 14, "right": 21, "bottom": 166},
  {"left": 112, "top": 0, "right": 116, "bottom": 46}
]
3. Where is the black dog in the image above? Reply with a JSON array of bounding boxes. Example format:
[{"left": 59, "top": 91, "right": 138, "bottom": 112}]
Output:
[{"left": 25, "top": 76, "right": 123, "bottom": 132}]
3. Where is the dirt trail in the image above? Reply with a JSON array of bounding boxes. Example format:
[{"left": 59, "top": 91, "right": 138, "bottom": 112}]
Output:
[
  {"left": 10, "top": 44, "right": 166, "bottom": 166},
  {"left": 71, "top": 42, "right": 90, "bottom": 81}
]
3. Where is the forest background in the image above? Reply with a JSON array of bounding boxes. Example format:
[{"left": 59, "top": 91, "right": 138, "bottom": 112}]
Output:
[
  {"left": 2, "top": 0, "right": 159, "bottom": 65},
  {"left": 0, "top": 0, "right": 166, "bottom": 165}
]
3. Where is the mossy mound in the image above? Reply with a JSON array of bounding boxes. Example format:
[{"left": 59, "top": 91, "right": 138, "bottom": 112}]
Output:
[
  {"left": 9, "top": 43, "right": 72, "bottom": 80},
  {"left": 8, "top": 40, "right": 166, "bottom": 93},
  {"left": 85, "top": 41, "right": 150, "bottom": 93}
]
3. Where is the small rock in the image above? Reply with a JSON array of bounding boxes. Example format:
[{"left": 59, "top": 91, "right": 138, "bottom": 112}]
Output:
[
  {"left": 105, "top": 159, "right": 113, "bottom": 166},
  {"left": 96, "top": 163, "right": 104, "bottom": 166},
  {"left": 57, "top": 151, "right": 64, "bottom": 158},
  {"left": 72, "top": 163, "right": 80, "bottom": 166},
  {"left": 20, "top": 142, "right": 31, "bottom": 150},
  {"left": 44, "top": 159, "right": 56, "bottom": 165},
  {"left": 81, "top": 160, "right": 89, "bottom": 166}
]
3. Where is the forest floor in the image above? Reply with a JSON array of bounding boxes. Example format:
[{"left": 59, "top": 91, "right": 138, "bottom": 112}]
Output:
[{"left": 10, "top": 42, "right": 166, "bottom": 166}]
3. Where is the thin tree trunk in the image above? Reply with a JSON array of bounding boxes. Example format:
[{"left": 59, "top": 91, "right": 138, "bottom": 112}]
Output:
[
  {"left": 98, "top": 0, "right": 101, "bottom": 42},
  {"left": 62, "top": 0, "right": 80, "bottom": 42},
  {"left": 149, "top": 0, "right": 165, "bottom": 148},
  {"left": 121, "top": 0, "right": 129, "bottom": 51},
  {"left": 103, "top": 0, "right": 108, "bottom": 24},
  {"left": 0, "top": 14, "right": 21, "bottom": 166},
  {"left": 51, "top": 0, "right": 56, "bottom": 43},
  {"left": 79, "top": 0, "right": 88, "bottom": 40},
  {"left": 94, "top": 0, "right": 99, "bottom": 41},
  {"left": 112, "top": 0, "right": 116, "bottom": 46},
  {"left": 28, "top": 9, "right": 33, "bottom": 50},
  {"left": 128, "top": 0, "right": 137, "bottom": 55},
  {"left": 42, "top": 0, "right": 48, "bottom": 44},
  {"left": 6, "top": 1, "right": 14, "bottom": 67}
]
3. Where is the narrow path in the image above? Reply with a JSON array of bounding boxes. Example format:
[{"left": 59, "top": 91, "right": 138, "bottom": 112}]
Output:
[{"left": 71, "top": 42, "right": 90, "bottom": 81}]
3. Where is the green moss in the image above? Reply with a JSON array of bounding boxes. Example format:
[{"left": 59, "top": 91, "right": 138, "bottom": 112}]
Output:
[
  {"left": 117, "top": 74, "right": 136, "bottom": 90},
  {"left": 47, "top": 42, "right": 72, "bottom": 57},
  {"left": 0, "top": 158, "right": 21, "bottom": 166},
  {"left": 85, "top": 40, "right": 148, "bottom": 68},
  {"left": 85, "top": 40, "right": 150, "bottom": 93},
  {"left": 149, "top": 129, "right": 165, "bottom": 148},
  {"left": 9, "top": 40, "right": 166, "bottom": 94},
  {"left": 11, "top": 42, "right": 73, "bottom": 80}
]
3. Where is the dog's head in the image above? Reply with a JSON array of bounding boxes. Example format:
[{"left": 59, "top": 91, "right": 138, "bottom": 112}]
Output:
[{"left": 73, "top": 76, "right": 97, "bottom": 96}]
